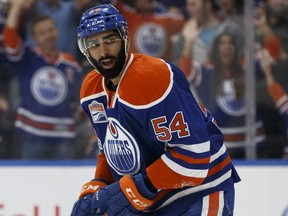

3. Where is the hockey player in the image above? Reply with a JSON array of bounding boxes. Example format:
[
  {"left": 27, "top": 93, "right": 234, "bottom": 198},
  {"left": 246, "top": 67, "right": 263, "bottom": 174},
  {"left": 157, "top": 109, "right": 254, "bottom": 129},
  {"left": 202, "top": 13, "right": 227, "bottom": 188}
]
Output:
[{"left": 71, "top": 4, "right": 241, "bottom": 216}]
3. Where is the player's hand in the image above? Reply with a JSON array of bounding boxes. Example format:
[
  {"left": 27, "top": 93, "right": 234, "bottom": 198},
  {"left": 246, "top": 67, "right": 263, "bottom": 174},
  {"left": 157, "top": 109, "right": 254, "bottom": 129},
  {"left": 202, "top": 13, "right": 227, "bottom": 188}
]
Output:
[
  {"left": 92, "top": 173, "right": 157, "bottom": 216},
  {"left": 70, "top": 194, "right": 97, "bottom": 216},
  {"left": 70, "top": 179, "right": 107, "bottom": 216}
]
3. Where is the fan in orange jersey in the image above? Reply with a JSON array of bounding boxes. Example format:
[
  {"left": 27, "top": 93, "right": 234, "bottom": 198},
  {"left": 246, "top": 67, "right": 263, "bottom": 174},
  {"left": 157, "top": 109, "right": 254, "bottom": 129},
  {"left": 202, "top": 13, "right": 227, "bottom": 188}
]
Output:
[{"left": 112, "top": 0, "right": 184, "bottom": 62}]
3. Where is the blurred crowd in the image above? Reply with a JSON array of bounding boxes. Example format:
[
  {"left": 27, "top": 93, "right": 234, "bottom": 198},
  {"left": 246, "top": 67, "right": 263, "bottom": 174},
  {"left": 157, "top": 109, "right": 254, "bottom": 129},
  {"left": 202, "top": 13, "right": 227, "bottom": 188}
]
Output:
[{"left": 0, "top": 0, "right": 287, "bottom": 160}]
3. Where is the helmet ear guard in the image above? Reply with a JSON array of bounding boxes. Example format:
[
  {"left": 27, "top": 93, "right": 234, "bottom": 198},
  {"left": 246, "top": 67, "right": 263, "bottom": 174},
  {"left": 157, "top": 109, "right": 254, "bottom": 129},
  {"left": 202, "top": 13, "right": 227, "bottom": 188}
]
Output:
[{"left": 77, "top": 4, "right": 128, "bottom": 54}]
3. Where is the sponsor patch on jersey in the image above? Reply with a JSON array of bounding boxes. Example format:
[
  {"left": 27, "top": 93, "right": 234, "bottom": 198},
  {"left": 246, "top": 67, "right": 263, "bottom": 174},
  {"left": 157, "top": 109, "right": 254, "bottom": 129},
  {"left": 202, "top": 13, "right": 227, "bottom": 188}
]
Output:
[
  {"left": 135, "top": 23, "right": 167, "bottom": 57},
  {"left": 88, "top": 100, "right": 108, "bottom": 123},
  {"left": 104, "top": 118, "right": 140, "bottom": 175},
  {"left": 30, "top": 66, "right": 67, "bottom": 106}
]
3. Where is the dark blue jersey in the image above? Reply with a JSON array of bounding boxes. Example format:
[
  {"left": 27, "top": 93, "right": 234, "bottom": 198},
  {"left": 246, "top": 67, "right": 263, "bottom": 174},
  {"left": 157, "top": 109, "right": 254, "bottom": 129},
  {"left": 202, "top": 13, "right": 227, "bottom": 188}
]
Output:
[
  {"left": 4, "top": 27, "right": 82, "bottom": 141},
  {"left": 80, "top": 53, "right": 240, "bottom": 215}
]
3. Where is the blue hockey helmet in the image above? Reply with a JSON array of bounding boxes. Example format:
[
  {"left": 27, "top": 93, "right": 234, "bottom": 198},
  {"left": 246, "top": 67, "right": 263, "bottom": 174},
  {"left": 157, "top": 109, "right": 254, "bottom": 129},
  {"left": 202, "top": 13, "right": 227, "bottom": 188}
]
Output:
[{"left": 77, "top": 4, "right": 128, "bottom": 54}]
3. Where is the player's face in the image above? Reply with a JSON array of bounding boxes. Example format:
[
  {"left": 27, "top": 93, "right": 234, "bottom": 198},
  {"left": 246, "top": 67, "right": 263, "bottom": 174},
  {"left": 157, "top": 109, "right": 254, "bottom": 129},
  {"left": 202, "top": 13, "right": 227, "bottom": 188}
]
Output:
[
  {"left": 32, "top": 19, "right": 58, "bottom": 51},
  {"left": 86, "top": 30, "right": 126, "bottom": 80},
  {"left": 87, "top": 31, "right": 123, "bottom": 69}
]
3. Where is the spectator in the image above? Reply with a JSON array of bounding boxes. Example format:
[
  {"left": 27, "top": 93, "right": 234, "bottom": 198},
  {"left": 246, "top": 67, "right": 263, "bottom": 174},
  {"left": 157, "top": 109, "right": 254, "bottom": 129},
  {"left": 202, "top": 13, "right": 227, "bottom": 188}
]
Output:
[
  {"left": 0, "top": 0, "right": 16, "bottom": 158},
  {"left": 217, "top": 0, "right": 244, "bottom": 24},
  {"left": 4, "top": 0, "right": 83, "bottom": 159},
  {"left": 254, "top": 1, "right": 288, "bottom": 157},
  {"left": 0, "top": 94, "right": 14, "bottom": 158},
  {"left": 258, "top": 48, "right": 288, "bottom": 159},
  {"left": 180, "top": 31, "right": 266, "bottom": 158},
  {"left": 217, "top": 0, "right": 244, "bottom": 54},
  {"left": 112, "top": 0, "right": 185, "bottom": 62},
  {"left": 174, "top": 0, "right": 223, "bottom": 66},
  {"left": 157, "top": 0, "right": 186, "bottom": 16},
  {"left": 264, "top": 0, "right": 288, "bottom": 62},
  {"left": 254, "top": 0, "right": 288, "bottom": 92},
  {"left": 25, "top": 0, "right": 96, "bottom": 62}
]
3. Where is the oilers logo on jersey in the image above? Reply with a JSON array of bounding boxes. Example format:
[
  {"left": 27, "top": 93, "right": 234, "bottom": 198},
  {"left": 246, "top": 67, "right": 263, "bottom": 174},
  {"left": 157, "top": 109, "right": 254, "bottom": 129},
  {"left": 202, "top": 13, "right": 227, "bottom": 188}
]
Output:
[
  {"left": 135, "top": 23, "right": 167, "bottom": 57},
  {"left": 104, "top": 118, "right": 140, "bottom": 175},
  {"left": 216, "top": 79, "right": 246, "bottom": 116},
  {"left": 30, "top": 66, "right": 68, "bottom": 106}
]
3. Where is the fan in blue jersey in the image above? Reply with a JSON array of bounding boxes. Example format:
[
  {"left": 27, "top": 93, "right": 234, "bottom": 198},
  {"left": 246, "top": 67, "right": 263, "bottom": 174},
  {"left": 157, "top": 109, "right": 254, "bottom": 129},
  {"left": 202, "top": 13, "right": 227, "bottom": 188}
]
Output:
[
  {"left": 71, "top": 4, "right": 241, "bottom": 216},
  {"left": 3, "top": 0, "right": 83, "bottom": 159}
]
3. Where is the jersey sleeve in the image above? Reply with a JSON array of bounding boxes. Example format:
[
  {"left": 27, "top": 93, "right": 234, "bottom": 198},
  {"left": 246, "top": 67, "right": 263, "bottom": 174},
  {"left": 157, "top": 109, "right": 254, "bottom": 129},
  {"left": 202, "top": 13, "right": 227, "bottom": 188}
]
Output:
[
  {"left": 268, "top": 82, "right": 288, "bottom": 114},
  {"left": 3, "top": 26, "right": 23, "bottom": 57},
  {"left": 94, "top": 152, "right": 115, "bottom": 184}
]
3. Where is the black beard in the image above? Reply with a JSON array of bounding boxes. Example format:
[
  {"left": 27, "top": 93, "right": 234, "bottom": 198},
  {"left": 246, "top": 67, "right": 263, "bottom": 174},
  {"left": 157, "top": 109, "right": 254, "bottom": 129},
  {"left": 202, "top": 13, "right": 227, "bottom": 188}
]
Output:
[{"left": 89, "top": 44, "right": 126, "bottom": 80}]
